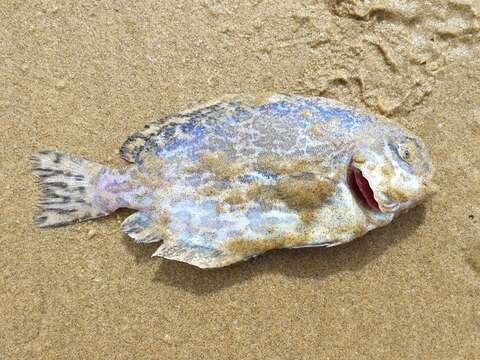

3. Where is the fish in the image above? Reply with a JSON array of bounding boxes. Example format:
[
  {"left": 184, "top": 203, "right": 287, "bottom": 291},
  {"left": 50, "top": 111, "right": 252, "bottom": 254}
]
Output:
[{"left": 31, "top": 94, "right": 435, "bottom": 268}]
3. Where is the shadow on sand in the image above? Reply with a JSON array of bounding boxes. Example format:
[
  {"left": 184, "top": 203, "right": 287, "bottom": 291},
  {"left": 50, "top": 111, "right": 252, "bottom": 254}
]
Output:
[{"left": 121, "top": 205, "right": 426, "bottom": 295}]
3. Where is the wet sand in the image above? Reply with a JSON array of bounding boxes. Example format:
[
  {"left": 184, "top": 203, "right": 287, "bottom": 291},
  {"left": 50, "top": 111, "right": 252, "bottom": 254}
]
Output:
[{"left": 1, "top": 1, "right": 479, "bottom": 358}]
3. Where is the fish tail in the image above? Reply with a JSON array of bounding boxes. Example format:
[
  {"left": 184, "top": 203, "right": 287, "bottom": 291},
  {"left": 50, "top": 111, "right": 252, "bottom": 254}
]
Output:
[{"left": 31, "top": 150, "right": 121, "bottom": 228}]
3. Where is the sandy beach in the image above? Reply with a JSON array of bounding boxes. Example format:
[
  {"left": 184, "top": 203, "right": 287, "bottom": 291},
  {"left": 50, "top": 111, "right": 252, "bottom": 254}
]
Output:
[{"left": 1, "top": 1, "right": 479, "bottom": 358}]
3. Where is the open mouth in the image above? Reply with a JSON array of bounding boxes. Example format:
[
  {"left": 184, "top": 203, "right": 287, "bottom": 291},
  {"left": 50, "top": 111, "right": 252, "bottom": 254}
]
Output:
[{"left": 347, "top": 165, "right": 380, "bottom": 211}]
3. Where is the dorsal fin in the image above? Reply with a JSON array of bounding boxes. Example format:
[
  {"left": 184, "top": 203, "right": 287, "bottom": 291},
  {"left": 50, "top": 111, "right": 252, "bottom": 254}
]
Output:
[
  {"left": 118, "top": 95, "right": 267, "bottom": 163},
  {"left": 119, "top": 122, "right": 165, "bottom": 163},
  {"left": 118, "top": 100, "right": 227, "bottom": 163}
]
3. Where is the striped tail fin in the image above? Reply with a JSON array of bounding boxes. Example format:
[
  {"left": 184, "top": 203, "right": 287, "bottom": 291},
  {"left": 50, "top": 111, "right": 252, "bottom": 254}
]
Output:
[{"left": 31, "top": 150, "right": 112, "bottom": 228}]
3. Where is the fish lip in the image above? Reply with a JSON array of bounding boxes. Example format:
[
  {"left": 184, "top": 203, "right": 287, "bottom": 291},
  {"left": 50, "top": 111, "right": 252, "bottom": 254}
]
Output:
[{"left": 347, "top": 164, "right": 381, "bottom": 212}]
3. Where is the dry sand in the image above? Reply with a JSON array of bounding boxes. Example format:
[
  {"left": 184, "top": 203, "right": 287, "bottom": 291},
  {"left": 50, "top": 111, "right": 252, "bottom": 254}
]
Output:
[{"left": 1, "top": 0, "right": 479, "bottom": 359}]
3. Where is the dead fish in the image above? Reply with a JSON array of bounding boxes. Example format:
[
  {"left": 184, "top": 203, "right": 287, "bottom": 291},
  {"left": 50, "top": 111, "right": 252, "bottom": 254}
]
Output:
[{"left": 31, "top": 94, "right": 434, "bottom": 268}]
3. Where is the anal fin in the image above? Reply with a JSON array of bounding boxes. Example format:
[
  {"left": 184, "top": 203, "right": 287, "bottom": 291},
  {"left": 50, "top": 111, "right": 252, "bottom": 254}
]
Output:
[{"left": 152, "top": 243, "right": 238, "bottom": 269}]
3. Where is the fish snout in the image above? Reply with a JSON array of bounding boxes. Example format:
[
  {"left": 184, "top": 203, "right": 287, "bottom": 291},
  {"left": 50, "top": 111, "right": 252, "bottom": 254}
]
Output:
[{"left": 375, "top": 174, "right": 431, "bottom": 213}]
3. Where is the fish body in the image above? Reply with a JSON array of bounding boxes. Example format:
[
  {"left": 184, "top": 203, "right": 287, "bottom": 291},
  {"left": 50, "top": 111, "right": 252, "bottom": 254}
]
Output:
[{"left": 32, "top": 94, "right": 434, "bottom": 268}]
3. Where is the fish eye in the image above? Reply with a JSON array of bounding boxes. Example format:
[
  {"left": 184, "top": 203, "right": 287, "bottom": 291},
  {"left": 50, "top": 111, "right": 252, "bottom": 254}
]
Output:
[
  {"left": 400, "top": 148, "right": 411, "bottom": 161},
  {"left": 397, "top": 142, "right": 416, "bottom": 163}
]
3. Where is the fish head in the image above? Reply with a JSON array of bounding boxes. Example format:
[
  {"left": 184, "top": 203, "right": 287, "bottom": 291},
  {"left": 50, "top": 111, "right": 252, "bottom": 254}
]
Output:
[{"left": 348, "top": 124, "right": 435, "bottom": 215}]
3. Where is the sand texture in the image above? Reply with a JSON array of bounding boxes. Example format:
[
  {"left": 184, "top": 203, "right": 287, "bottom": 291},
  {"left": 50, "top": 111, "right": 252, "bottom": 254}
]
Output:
[{"left": 1, "top": 0, "right": 480, "bottom": 359}]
